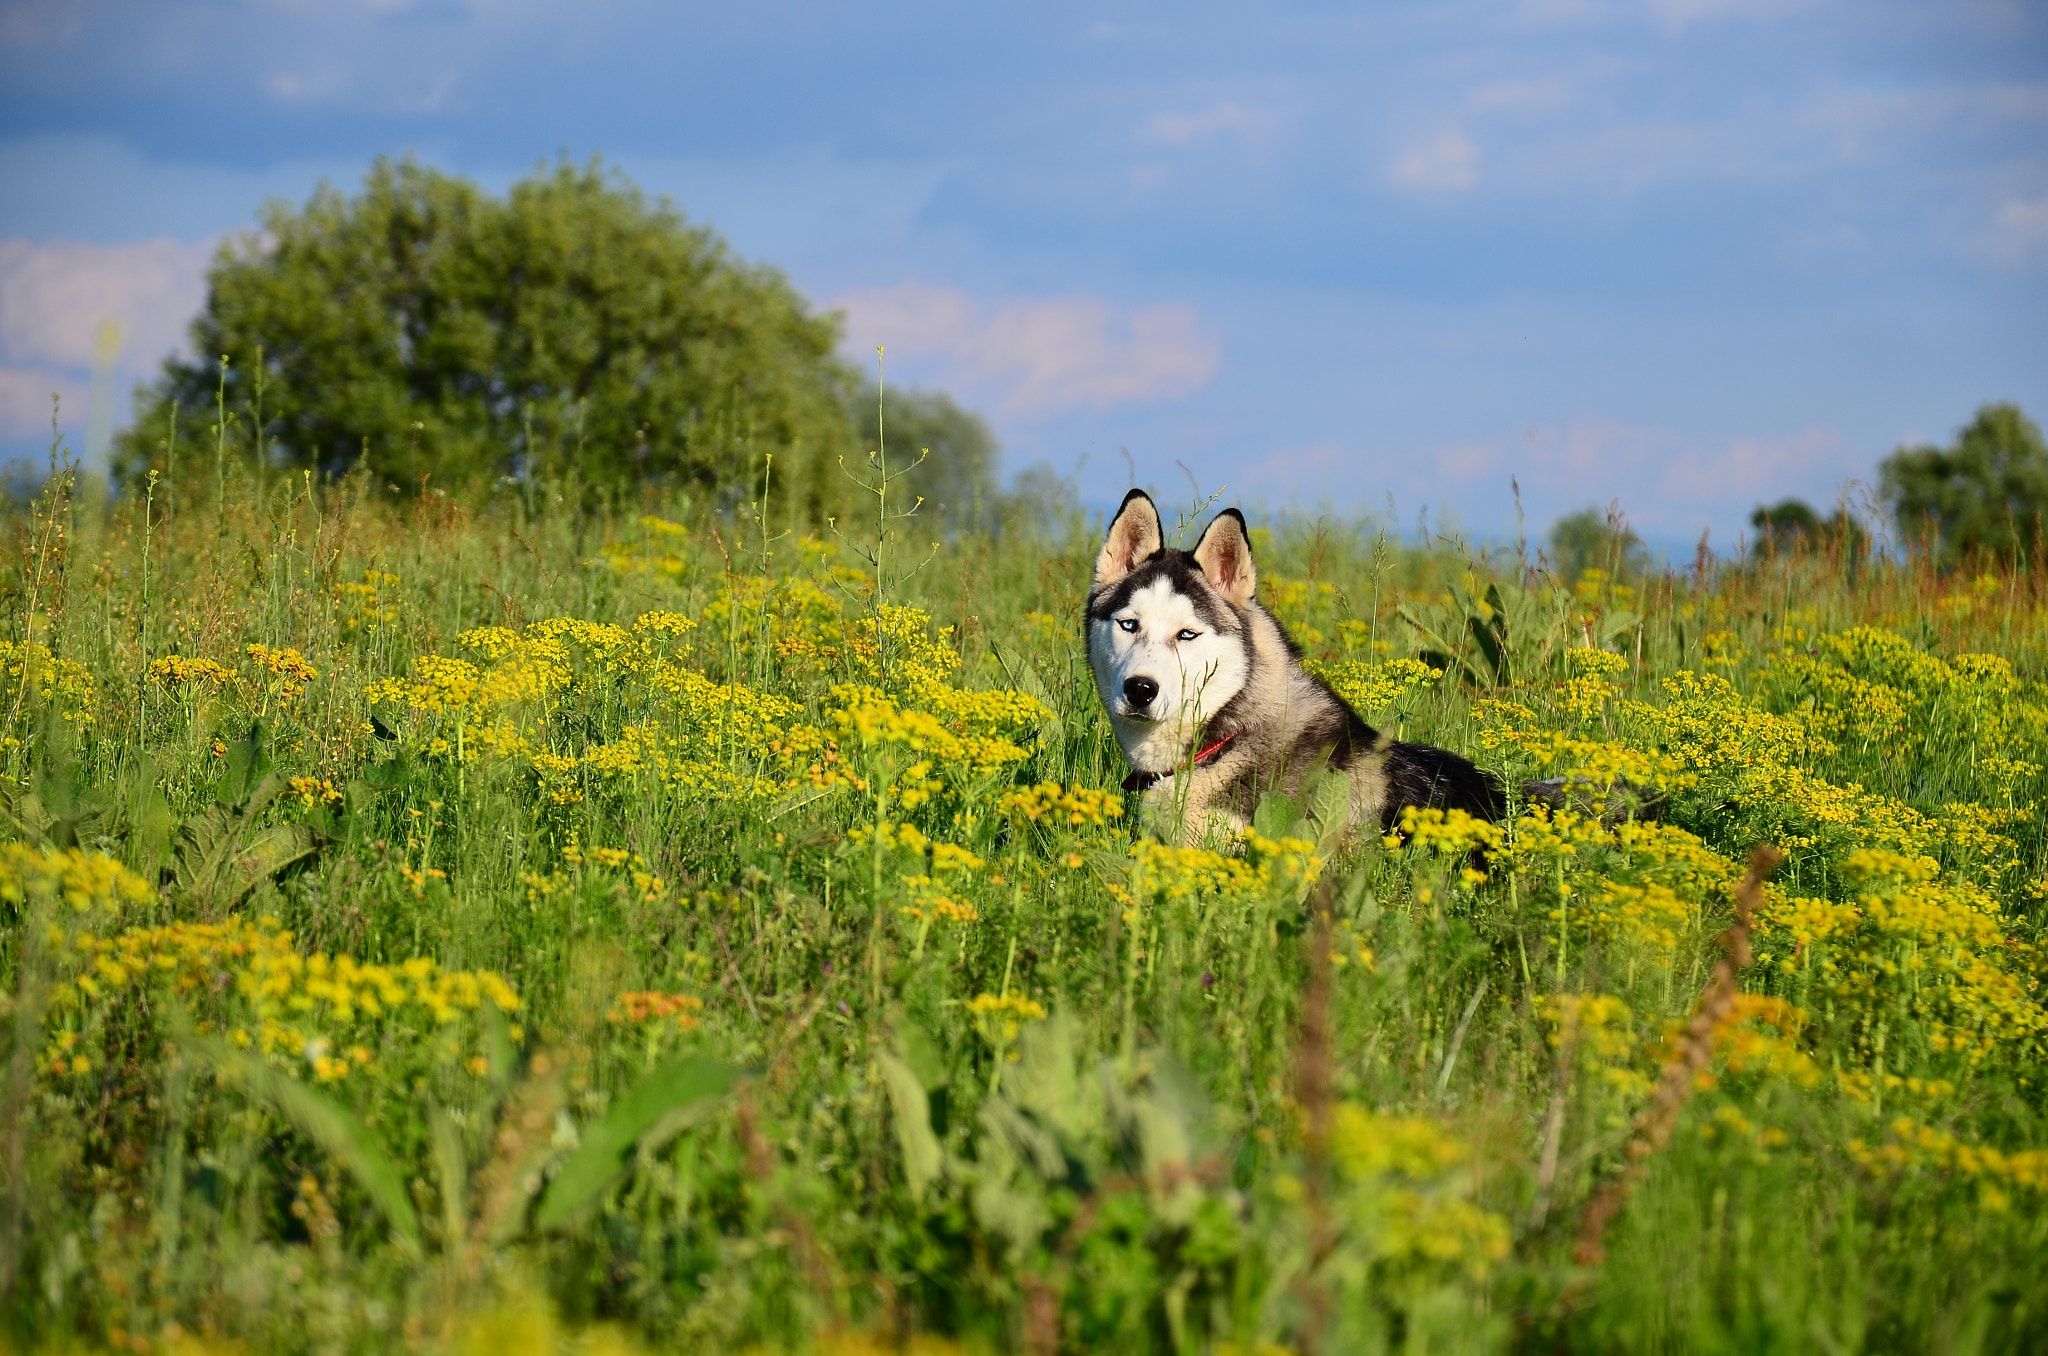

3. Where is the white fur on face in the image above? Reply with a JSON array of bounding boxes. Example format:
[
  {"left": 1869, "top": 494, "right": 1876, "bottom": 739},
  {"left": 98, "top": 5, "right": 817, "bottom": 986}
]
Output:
[{"left": 1087, "top": 576, "right": 1249, "bottom": 771}]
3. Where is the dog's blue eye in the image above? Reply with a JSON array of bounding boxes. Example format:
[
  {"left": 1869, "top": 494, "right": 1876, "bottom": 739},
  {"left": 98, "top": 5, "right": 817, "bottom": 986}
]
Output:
[
  {"left": 1117, "top": 618, "right": 1138, "bottom": 633},
  {"left": 1177, "top": 629, "right": 1200, "bottom": 642}
]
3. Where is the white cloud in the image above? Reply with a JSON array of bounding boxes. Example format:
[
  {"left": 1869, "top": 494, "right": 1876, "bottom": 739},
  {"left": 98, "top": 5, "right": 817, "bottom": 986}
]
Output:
[
  {"left": 1657, "top": 426, "right": 1842, "bottom": 500},
  {"left": 1144, "top": 103, "right": 1273, "bottom": 146},
  {"left": 1990, "top": 193, "right": 2048, "bottom": 260},
  {"left": 264, "top": 69, "right": 350, "bottom": 104},
  {"left": 1436, "top": 440, "right": 1505, "bottom": 480},
  {"left": 835, "top": 283, "right": 1220, "bottom": 417},
  {"left": 1391, "top": 131, "right": 1480, "bottom": 193},
  {"left": 0, "top": 236, "right": 212, "bottom": 371},
  {"left": 1469, "top": 76, "right": 1583, "bottom": 118}
]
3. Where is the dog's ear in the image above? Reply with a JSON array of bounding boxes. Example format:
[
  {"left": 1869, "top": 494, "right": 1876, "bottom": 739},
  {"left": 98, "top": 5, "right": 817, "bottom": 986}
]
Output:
[
  {"left": 1192, "top": 508, "right": 1256, "bottom": 606},
  {"left": 1095, "top": 489, "right": 1163, "bottom": 587}
]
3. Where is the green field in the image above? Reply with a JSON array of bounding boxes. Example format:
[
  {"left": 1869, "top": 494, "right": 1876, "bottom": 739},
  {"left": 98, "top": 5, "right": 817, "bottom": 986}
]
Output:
[{"left": 1, "top": 458, "right": 2044, "bottom": 1354}]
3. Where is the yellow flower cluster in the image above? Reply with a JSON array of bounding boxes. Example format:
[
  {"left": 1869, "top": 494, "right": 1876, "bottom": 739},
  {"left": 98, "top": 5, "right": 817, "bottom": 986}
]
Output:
[
  {"left": 335, "top": 569, "right": 403, "bottom": 636},
  {"left": 1693, "top": 1103, "right": 1791, "bottom": 1157},
  {"left": 829, "top": 685, "right": 1031, "bottom": 780},
  {"left": 521, "top": 841, "right": 670, "bottom": 903},
  {"left": 1126, "top": 841, "right": 1261, "bottom": 902},
  {"left": 1305, "top": 657, "right": 1442, "bottom": 716},
  {"left": 696, "top": 573, "right": 847, "bottom": 665},
  {"left": 1581, "top": 880, "right": 1696, "bottom": 954},
  {"left": 1382, "top": 805, "right": 1503, "bottom": 857},
  {"left": 1505, "top": 812, "right": 1737, "bottom": 956},
  {"left": 1, "top": 842, "right": 154, "bottom": 930},
  {"left": 1708, "top": 994, "right": 1821, "bottom": 1088},
  {"left": 1639, "top": 669, "right": 1831, "bottom": 771},
  {"left": 44, "top": 914, "right": 519, "bottom": 1084},
  {"left": 0, "top": 640, "right": 96, "bottom": 727},
  {"left": 898, "top": 877, "right": 981, "bottom": 926},
  {"left": 1536, "top": 993, "right": 1651, "bottom": 1102},
  {"left": 147, "top": 654, "right": 240, "bottom": 689},
  {"left": 847, "top": 604, "right": 961, "bottom": 695},
  {"left": 287, "top": 775, "right": 344, "bottom": 809},
  {"left": 1330, "top": 1104, "right": 1468, "bottom": 1178},
  {"left": 848, "top": 821, "right": 986, "bottom": 875},
  {"left": 367, "top": 610, "right": 698, "bottom": 721},
  {"left": 997, "top": 782, "right": 1126, "bottom": 830},
  {"left": 1847, "top": 1118, "right": 2048, "bottom": 1211},
  {"left": 967, "top": 992, "right": 1047, "bottom": 1047},
  {"left": 1753, "top": 850, "right": 2045, "bottom": 1065},
  {"left": 528, "top": 720, "right": 809, "bottom": 810},
  {"left": 610, "top": 991, "right": 704, "bottom": 1029},
  {"left": 1241, "top": 829, "right": 1326, "bottom": 892},
  {"left": 245, "top": 643, "right": 319, "bottom": 700},
  {"left": 1326, "top": 1104, "right": 1511, "bottom": 1280},
  {"left": 1559, "top": 646, "right": 1631, "bottom": 720},
  {"left": 595, "top": 514, "right": 695, "bottom": 580}
]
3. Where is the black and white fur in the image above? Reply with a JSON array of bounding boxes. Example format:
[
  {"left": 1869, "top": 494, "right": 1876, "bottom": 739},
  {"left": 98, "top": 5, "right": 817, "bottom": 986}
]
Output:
[{"left": 1086, "top": 490, "right": 1504, "bottom": 846}]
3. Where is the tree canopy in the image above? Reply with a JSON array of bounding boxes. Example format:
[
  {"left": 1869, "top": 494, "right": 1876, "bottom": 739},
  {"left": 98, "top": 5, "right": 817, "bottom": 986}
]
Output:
[
  {"left": 1879, "top": 402, "right": 2047, "bottom": 561},
  {"left": 1749, "top": 498, "right": 1866, "bottom": 559},
  {"left": 115, "top": 157, "right": 875, "bottom": 519},
  {"left": 1546, "top": 505, "right": 1648, "bottom": 582}
]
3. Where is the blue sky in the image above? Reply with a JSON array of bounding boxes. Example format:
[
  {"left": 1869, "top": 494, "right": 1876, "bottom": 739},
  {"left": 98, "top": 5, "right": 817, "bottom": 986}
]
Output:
[{"left": 1, "top": 1, "right": 2043, "bottom": 552}]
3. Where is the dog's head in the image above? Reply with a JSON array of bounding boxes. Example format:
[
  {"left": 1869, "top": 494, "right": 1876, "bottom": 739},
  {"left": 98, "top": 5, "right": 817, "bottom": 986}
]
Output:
[{"left": 1085, "top": 489, "right": 1259, "bottom": 768}]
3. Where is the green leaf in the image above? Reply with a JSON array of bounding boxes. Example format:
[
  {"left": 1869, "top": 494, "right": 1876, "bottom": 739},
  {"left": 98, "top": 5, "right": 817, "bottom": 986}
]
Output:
[
  {"left": 1600, "top": 609, "right": 1643, "bottom": 646},
  {"left": 1467, "top": 611, "right": 1508, "bottom": 685},
  {"left": 216, "top": 720, "right": 271, "bottom": 806},
  {"left": 429, "top": 1104, "right": 468, "bottom": 1247},
  {"left": 1252, "top": 790, "right": 1298, "bottom": 841},
  {"left": 896, "top": 1019, "right": 947, "bottom": 1093},
  {"left": 877, "top": 1051, "right": 942, "bottom": 1206},
  {"left": 188, "top": 1035, "right": 421, "bottom": 1256},
  {"left": 1395, "top": 602, "right": 1461, "bottom": 658},
  {"left": 534, "top": 1056, "right": 733, "bottom": 1230},
  {"left": 1303, "top": 767, "right": 1353, "bottom": 857},
  {"left": 171, "top": 781, "right": 322, "bottom": 912}
]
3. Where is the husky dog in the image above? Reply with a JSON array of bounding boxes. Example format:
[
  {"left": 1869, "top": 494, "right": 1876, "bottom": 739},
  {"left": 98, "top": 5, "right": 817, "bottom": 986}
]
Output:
[{"left": 1086, "top": 490, "right": 1504, "bottom": 845}]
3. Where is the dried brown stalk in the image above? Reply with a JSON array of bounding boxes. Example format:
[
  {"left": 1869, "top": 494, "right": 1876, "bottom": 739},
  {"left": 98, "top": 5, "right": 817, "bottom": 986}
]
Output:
[
  {"left": 1573, "top": 844, "right": 1780, "bottom": 1266},
  {"left": 1293, "top": 876, "right": 1339, "bottom": 1354},
  {"left": 1524, "top": 1002, "right": 1581, "bottom": 1232}
]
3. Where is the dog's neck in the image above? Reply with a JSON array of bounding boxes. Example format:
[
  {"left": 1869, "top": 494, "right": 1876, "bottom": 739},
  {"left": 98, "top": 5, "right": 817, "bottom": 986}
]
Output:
[
  {"left": 1110, "top": 708, "right": 1211, "bottom": 776},
  {"left": 1120, "top": 730, "right": 1237, "bottom": 792}
]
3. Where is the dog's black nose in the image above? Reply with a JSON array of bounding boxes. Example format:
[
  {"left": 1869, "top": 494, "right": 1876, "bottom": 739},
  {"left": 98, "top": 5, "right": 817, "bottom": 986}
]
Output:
[{"left": 1123, "top": 676, "right": 1159, "bottom": 709}]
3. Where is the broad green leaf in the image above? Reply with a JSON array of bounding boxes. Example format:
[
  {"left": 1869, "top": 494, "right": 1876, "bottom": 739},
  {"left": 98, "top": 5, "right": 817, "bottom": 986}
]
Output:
[
  {"left": 534, "top": 1056, "right": 733, "bottom": 1230},
  {"left": 896, "top": 1019, "right": 947, "bottom": 1093},
  {"left": 188, "top": 1035, "right": 421, "bottom": 1256},
  {"left": 429, "top": 1104, "right": 468, "bottom": 1247},
  {"left": 877, "top": 1051, "right": 942, "bottom": 1205},
  {"left": 1252, "top": 790, "right": 1298, "bottom": 841},
  {"left": 1601, "top": 609, "right": 1644, "bottom": 645},
  {"left": 1304, "top": 767, "right": 1353, "bottom": 857}
]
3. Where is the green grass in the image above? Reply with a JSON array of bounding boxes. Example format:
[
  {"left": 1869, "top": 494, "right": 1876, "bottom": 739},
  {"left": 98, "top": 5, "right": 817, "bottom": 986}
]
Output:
[{"left": 0, "top": 458, "right": 2044, "bottom": 1355}]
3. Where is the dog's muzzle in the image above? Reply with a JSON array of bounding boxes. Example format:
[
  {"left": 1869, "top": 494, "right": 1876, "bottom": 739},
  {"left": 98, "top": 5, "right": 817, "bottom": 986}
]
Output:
[{"left": 1122, "top": 675, "right": 1159, "bottom": 713}]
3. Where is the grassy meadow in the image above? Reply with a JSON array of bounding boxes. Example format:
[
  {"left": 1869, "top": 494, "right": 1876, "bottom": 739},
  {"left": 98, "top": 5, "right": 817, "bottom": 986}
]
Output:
[{"left": 1, "top": 452, "right": 2045, "bottom": 1355}]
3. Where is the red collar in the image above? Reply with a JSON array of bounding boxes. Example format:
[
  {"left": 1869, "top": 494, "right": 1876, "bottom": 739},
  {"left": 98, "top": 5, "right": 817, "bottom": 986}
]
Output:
[{"left": 1121, "top": 732, "right": 1236, "bottom": 792}]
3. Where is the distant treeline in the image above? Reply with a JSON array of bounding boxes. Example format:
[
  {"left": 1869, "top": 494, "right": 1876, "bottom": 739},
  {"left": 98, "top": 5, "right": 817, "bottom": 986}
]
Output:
[{"left": 109, "top": 158, "right": 2046, "bottom": 565}]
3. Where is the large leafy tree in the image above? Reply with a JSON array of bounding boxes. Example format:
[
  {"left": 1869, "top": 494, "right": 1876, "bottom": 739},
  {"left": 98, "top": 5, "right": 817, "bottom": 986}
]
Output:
[
  {"left": 1546, "top": 505, "right": 1648, "bottom": 582},
  {"left": 116, "top": 158, "right": 861, "bottom": 517},
  {"left": 1880, "top": 403, "right": 2048, "bottom": 560},
  {"left": 1748, "top": 498, "right": 1867, "bottom": 559}
]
